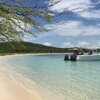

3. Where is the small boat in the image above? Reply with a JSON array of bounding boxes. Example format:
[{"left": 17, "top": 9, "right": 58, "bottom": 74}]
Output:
[
  {"left": 64, "top": 49, "right": 100, "bottom": 61},
  {"left": 77, "top": 54, "right": 100, "bottom": 61}
]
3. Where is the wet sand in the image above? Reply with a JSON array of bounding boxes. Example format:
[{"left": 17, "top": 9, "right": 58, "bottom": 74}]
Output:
[{"left": 0, "top": 68, "right": 42, "bottom": 100}]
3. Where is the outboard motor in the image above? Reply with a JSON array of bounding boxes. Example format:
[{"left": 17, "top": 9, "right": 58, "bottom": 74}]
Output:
[
  {"left": 64, "top": 55, "right": 69, "bottom": 61},
  {"left": 70, "top": 55, "right": 77, "bottom": 61}
]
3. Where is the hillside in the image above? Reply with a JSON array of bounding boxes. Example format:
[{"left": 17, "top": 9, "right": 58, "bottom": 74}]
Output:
[{"left": 0, "top": 42, "right": 71, "bottom": 54}]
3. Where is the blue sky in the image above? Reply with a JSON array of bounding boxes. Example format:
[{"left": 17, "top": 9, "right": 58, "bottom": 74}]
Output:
[{"left": 24, "top": 0, "right": 100, "bottom": 48}]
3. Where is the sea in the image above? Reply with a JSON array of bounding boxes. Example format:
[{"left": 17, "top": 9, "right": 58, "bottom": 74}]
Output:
[{"left": 0, "top": 54, "right": 100, "bottom": 100}]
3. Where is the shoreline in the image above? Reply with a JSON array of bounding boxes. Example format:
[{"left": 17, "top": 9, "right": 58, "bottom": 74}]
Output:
[
  {"left": 0, "top": 66, "right": 42, "bottom": 100},
  {"left": 0, "top": 52, "right": 69, "bottom": 56},
  {"left": 0, "top": 52, "right": 69, "bottom": 57},
  {"left": 0, "top": 54, "right": 65, "bottom": 100},
  {"left": 0, "top": 67, "right": 64, "bottom": 100}
]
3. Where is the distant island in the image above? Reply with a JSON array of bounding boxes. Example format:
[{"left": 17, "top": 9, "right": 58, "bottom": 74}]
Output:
[{"left": 0, "top": 41, "right": 100, "bottom": 55}]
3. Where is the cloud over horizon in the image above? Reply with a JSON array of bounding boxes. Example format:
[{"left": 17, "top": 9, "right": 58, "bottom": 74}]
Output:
[
  {"left": 43, "top": 42, "right": 52, "bottom": 46},
  {"left": 45, "top": 20, "right": 100, "bottom": 37},
  {"left": 33, "top": 0, "right": 100, "bottom": 48},
  {"left": 62, "top": 41, "right": 100, "bottom": 48},
  {"left": 44, "top": 0, "right": 100, "bottom": 42},
  {"left": 50, "top": 0, "right": 100, "bottom": 19}
]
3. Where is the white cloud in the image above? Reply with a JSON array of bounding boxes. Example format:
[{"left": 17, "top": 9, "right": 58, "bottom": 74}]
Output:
[
  {"left": 62, "top": 42, "right": 74, "bottom": 48},
  {"left": 77, "top": 41, "right": 100, "bottom": 48},
  {"left": 43, "top": 42, "right": 52, "bottom": 46},
  {"left": 62, "top": 41, "right": 100, "bottom": 48},
  {"left": 46, "top": 21, "right": 81, "bottom": 37},
  {"left": 78, "top": 10, "right": 100, "bottom": 19},
  {"left": 46, "top": 20, "right": 100, "bottom": 37},
  {"left": 50, "top": 0, "right": 91, "bottom": 13},
  {"left": 95, "top": 41, "right": 100, "bottom": 48},
  {"left": 76, "top": 41, "right": 91, "bottom": 48},
  {"left": 46, "top": 0, "right": 100, "bottom": 39},
  {"left": 49, "top": 0, "right": 100, "bottom": 19}
]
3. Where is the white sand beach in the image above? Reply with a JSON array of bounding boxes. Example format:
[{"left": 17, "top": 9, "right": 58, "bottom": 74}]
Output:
[{"left": 0, "top": 68, "right": 42, "bottom": 100}]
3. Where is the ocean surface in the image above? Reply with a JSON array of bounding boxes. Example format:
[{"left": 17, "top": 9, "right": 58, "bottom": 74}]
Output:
[{"left": 0, "top": 54, "right": 100, "bottom": 100}]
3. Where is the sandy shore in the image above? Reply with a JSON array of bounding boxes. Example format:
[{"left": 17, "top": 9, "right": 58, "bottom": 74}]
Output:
[
  {"left": 0, "top": 54, "right": 66, "bottom": 100},
  {"left": 0, "top": 52, "right": 68, "bottom": 57},
  {"left": 0, "top": 68, "right": 42, "bottom": 100}
]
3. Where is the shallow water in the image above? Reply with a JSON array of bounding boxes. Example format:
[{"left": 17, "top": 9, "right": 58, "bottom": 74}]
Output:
[{"left": 0, "top": 54, "right": 100, "bottom": 100}]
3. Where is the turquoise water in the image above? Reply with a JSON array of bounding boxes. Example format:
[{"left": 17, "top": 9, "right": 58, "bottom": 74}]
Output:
[{"left": 0, "top": 54, "right": 100, "bottom": 100}]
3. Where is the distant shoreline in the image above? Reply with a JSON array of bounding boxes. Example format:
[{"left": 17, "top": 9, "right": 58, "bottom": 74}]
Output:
[{"left": 0, "top": 52, "right": 70, "bottom": 57}]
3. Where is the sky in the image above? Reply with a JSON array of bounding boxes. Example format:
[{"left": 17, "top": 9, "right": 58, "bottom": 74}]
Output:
[{"left": 25, "top": 0, "right": 100, "bottom": 48}]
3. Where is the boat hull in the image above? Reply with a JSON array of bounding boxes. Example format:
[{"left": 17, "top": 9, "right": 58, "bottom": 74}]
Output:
[{"left": 77, "top": 54, "right": 100, "bottom": 61}]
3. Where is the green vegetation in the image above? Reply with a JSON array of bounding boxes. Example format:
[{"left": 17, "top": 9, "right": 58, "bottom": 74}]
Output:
[
  {"left": 0, "top": 42, "right": 99, "bottom": 55},
  {"left": 0, "top": 41, "right": 71, "bottom": 55}
]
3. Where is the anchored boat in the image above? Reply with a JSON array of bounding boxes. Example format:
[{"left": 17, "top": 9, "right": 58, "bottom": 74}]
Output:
[
  {"left": 64, "top": 49, "right": 100, "bottom": 61},
  {"left": 64, "top": 54, "right": 100, "bottom": 61},
  {"left": 77, "top": 54, "right": 100, "bottom": 61}
]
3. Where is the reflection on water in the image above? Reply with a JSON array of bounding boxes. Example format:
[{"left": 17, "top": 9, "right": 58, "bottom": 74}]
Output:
[{"left": 0, "top": 54, "right": 100, "bottom": 100}]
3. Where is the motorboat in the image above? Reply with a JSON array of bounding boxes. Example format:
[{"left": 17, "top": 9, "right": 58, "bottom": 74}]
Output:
[
  {"left": 64, "top": 48, "right": 100, "bottom": 61},
  {"left": 64, "top": 54, "right": 100, "bottom": 61},
  {"left": 77, "top": 54, "right": 100, "bottom": 61}
]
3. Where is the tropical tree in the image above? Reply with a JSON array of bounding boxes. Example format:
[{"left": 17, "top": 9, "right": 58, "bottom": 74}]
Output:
[{"left": 0, "top": 0, "right": 59, "bottom": 42}]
